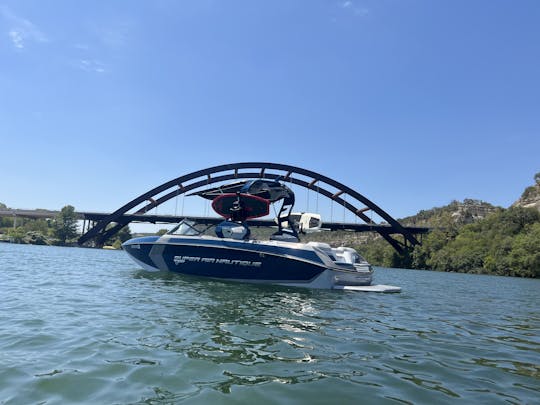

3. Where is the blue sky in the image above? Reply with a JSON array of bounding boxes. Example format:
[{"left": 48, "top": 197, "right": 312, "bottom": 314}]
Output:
[{"left": 1, "top": 0, "right": 539, "bottom": 223}]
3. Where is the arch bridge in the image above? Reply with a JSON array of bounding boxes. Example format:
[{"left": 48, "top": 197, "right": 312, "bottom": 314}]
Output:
[{"left": 78, "top": 162, "right": 424, "bottom": 252}]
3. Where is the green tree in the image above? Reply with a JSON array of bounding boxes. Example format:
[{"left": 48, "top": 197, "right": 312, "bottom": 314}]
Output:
[
  {"left": 0, "top": 202, "right": 14, "bottom": 228},
  {"left": 117, "top": 225, "right": 132, "bottom": 243},
  {"left": 508, "top": 222, "right": 540, "bottom": 277},
  {"left": 53, "top": 205, "right": 79, "bottom": 244},
  {"left": 23, "top": 219, "right": 50, "bottom": 235},
  {"left": 412, "top": 206, "right": 540, "bottom": 276},
  {"left": 102, "top": 224, "right": 132, "bottom": 247},
  {"left": 7, "top": 227, "right": 25, "bottom": 243}
]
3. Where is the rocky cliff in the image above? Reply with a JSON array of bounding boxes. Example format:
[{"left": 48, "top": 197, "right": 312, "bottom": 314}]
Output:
[{"left": 513, "top": 175, "right": 540, "bottom": 212}]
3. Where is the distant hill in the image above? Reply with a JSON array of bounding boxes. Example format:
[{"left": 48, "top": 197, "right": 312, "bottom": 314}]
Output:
[
  {"left": 395, "top": 173, "right": 540, "bottom": 227},
  {"left": 399, "top": 199, "right": 499, "bottom": 228},
  {"left": 354, "top": 173, "right": 540, "bottom": 277}
]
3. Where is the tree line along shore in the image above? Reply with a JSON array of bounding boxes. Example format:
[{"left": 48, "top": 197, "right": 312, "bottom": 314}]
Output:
[
  {"left": 0, "top": 205, "right": 132, "bottom": 249},
  {"left": 2, "top": 173, "right": 539, "bottom": 278}
]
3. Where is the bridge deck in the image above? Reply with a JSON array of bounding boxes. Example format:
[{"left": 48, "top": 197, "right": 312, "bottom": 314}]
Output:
[
  {"left": 0, "top": 209, "right": 429, "bottom": 235},
  {"left": 82, "top": 213, "right": 429, "bottom": 234}
]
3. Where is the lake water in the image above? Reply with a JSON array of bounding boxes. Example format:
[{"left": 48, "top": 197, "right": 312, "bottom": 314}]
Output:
[{"left": 1, "top": 243, "right": 539, "bottom": 404}]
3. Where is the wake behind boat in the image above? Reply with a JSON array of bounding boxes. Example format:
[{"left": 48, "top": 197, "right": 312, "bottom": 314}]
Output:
[{"left": 123, "top": 179, "right": 400, "bottom": 292}]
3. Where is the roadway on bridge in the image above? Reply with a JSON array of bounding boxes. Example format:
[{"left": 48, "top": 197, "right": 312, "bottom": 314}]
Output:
[{"left": 0, "top": 209, "right": 429, "bottom": 235}]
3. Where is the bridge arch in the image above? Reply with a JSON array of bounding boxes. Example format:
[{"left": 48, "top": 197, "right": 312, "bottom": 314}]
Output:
[{"left": 78, "top": 162, "right": 419, "bottom": 252}]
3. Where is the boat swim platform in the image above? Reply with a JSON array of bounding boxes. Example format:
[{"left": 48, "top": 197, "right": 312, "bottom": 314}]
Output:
[{"left": 333, "top": 284, "right": 402, "bottom": 293}]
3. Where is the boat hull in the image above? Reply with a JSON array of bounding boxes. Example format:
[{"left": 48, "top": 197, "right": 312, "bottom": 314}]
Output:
[{"left": 123, "top": 236, "right": 373, "bottom": 289}]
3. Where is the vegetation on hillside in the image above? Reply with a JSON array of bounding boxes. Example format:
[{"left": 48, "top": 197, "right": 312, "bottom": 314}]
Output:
[
  {"left": 410, "top": 206, "right": 540, "bottom": 277},
  {"left": 356, "top": 173, "right": 540, "bottom": 278},
  {"left": 400, "top": 199, "right": 498, "bottom": 227},
  {"left": 353, "top": 206, "right": 540, "bottom": 278}
]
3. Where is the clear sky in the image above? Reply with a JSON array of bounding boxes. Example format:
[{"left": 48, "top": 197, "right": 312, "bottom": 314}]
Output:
[{"left": 1, "top": 1, "right": 539, "bottom": 223}]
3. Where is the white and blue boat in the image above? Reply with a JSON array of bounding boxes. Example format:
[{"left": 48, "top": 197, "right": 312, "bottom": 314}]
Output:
[{"left": 123, "top": 180, "right": 400, "bottom": 292}]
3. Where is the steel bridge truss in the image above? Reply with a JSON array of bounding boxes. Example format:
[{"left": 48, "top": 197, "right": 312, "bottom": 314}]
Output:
[{"left": 78, "top": 162, "right": 420, "bottom": 252}]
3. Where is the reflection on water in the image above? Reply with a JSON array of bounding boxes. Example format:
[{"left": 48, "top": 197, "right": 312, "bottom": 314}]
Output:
[
  {"left": 1, "top": 244, "right": 539, "bottom": 404},
  {"left": 128, "top": 269, "right": 540, "bottom": 403}
]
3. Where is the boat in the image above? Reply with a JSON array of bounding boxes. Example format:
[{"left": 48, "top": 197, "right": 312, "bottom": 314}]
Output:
[{"left": 122, "top": 179, "right": 400, "bottom": 292}]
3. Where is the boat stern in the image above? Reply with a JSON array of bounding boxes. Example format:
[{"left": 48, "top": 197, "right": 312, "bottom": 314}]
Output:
[{"left": 332, "top": 266, "right": 374, "bottom": 286}]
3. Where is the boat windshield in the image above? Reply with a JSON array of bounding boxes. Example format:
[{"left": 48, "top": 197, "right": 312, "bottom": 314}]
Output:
[{"left": 167, "top": 220, "right": 215, "bottom": 236}]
